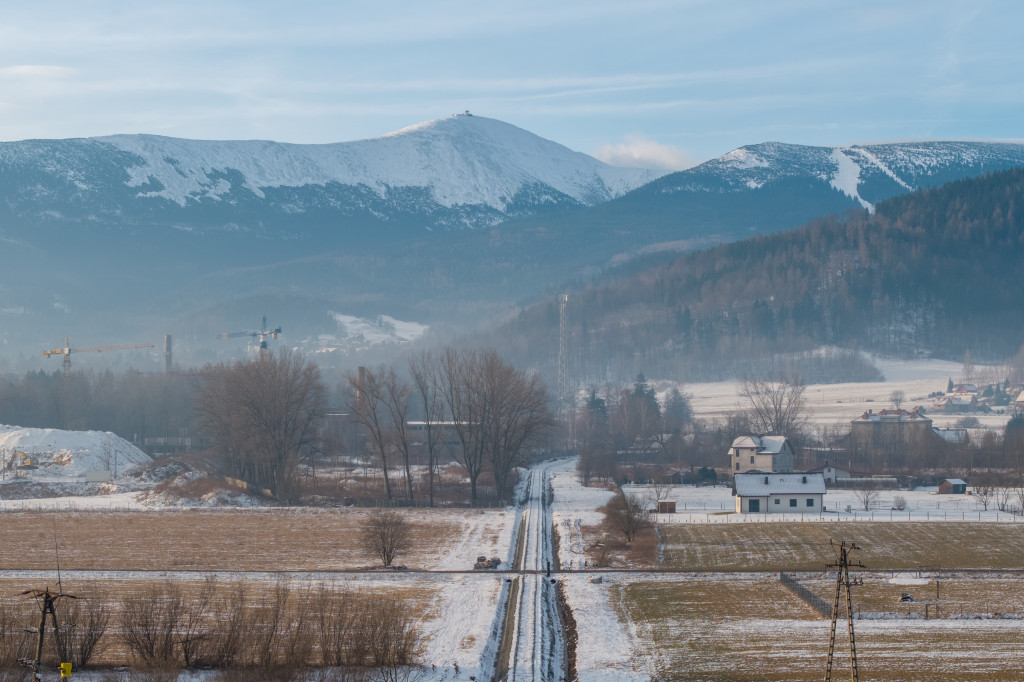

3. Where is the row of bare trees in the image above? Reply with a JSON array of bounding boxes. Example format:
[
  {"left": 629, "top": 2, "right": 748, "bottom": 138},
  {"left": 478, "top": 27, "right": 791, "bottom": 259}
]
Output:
[
  {"left": 1, "top": 580, "right": 419, "bottom": 677},
  {"left": 348, "top": 348, "right": 554, "bottom": 504}
]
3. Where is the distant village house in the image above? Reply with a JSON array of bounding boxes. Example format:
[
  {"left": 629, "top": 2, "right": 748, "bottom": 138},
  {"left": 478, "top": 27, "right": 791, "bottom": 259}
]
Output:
[
  {"left": 728, "top": 435, "right": 794, "bottom": 473},
  {"left": 733, "top": 472, "right": 826, "bottom": 513}
]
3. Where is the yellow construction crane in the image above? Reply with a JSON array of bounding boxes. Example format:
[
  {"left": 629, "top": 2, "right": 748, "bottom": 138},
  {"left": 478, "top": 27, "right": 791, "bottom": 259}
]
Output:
[{"left": 42, "top": 337, "right": 155, "bottom": 377}]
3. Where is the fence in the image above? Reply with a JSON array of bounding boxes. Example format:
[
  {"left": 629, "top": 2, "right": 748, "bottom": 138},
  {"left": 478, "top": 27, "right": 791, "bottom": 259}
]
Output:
[{"left": 779, "top": 571, "right": 832, "bottom": 618}]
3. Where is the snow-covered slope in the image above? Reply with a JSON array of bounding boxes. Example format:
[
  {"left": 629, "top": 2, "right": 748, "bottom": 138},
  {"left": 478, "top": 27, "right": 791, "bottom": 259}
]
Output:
[
  {"left": 652, "top": 140, "right": 1024, "bottom": 212},
  {"left": 0, "top": 114, "right": 663, "bottom": 234},
  {"left": 99, "top": 114, "right": 661, "bottom": 210}
]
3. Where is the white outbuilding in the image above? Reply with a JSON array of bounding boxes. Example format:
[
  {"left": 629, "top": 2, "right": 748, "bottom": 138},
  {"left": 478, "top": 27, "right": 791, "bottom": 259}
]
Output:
[{"left": 734, "top": 472, "right": 826, "bottom": 514}]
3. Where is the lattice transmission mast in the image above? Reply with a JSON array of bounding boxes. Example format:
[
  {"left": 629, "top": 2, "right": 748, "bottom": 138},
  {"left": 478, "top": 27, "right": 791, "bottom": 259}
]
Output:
[
  {"left": 824, "top": 539, "right": 864, "bottom": 682},
  {"left": 557, "top": 292, "right": 569, "bottom": 420}
]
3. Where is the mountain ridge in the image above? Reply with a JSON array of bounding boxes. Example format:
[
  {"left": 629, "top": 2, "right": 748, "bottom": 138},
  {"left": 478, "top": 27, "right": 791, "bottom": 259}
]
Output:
[{"left": 0, "top": 114, "right": 664, "bottom": 234}]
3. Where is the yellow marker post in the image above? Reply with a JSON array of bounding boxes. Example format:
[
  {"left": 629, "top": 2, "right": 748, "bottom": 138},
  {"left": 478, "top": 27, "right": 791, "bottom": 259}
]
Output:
[{"left": 60, "top": 662, "right": 72, "bottom": 678}]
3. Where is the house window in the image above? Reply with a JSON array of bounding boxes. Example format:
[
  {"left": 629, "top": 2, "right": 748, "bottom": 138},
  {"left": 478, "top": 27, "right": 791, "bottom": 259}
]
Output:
[
  {"left": 750, "top": 456, "right": 755, "bottom": 464},
  {"left": 807, "top": 499, "right": 814, "bottom": 507},
  {"left": 789, "top": 498, "right": 797, "bottom": 507},
  {"left": 774, "top": 498, "right": 780, "bottom": 504},
  {"left": 735, "top": 463, "right": 740, "bottom": 471}
]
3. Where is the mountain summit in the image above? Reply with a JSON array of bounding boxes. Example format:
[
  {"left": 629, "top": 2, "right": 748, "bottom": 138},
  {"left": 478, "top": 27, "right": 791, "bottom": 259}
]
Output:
[{"left": 0, "top": 113, "right": 664, "bottom": 235}]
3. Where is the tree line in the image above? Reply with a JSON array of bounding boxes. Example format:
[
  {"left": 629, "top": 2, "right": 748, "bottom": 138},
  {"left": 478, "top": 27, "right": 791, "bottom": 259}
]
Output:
[
  {"left": 483, "top": 167, "right": 1024, "bottom": 384},
  {"left": 348, "top": 348, "right": 555, "bottom": 505}
]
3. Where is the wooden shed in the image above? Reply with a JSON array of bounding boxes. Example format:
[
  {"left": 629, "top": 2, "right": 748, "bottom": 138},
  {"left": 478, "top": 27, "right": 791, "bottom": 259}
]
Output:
[{"left": 938, "top": 478, "right": 967, "bottom": 494}]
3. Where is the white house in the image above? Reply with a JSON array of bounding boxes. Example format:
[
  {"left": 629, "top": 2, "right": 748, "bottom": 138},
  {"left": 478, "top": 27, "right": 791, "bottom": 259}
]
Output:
[
  {"left": 728, "top": 435, "right": 794, "bottom": 473},
  {"left": 734, "top": 472, "right": 826, "bottom": 514}
]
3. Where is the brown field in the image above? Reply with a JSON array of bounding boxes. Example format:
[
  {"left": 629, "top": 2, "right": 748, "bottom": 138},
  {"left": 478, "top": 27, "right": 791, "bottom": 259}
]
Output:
[
  {"left": 658, "top": 522, "right": 1024, "bottom": 571},
  {"left": 614, "top": 574, "right": 1024, "bottom": 681},
  {"left": 0, "top": 508, "right": 505, "bottom": 572}
]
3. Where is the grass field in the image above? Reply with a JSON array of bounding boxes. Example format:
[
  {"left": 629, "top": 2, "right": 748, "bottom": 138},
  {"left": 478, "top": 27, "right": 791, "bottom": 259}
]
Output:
[
  {"left": 0, "top": 507, "right": 510, "bottom": 572},
  {"left": 613, "top": 574, "right": 1024, "bottom": 681},
  {"left": 658, "top": 522, "right": 1024, "bottom": 571}
]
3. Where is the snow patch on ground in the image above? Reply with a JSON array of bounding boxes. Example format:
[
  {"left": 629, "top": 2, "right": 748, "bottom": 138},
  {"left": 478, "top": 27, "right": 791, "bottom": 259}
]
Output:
[{"left": 548, "top": 459, "right": 643, "bottom": 679}]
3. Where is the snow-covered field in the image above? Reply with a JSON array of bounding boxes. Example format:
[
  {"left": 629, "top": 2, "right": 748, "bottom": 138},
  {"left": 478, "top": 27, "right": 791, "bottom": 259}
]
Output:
[
  {"left": 549, "top": 458, "right": 644, "bottom": 681},
  {"left": 676, "top": 355, "right": 1015, "bottom": 432},
  {"left": 622, "top": 482, "right": 1024, "bottom": 523}
]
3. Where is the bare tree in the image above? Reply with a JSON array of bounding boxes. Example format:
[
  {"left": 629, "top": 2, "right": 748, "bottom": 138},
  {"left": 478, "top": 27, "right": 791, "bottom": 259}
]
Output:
[
  {"left": 479, "top": 351, "right": 554, "bottom": 503},
  {"left": 378, "top": 368, "right": 415, "bottom": 501},
  {"left": 606, "top": 492, "right": 651, "bottom": 542},
  {"left": 962, "top": 349, "right": 975, "bottom": 386},
  {"left": 435, "top": 347, "right": 553, "bottom": 503},
  {"left": 57, "top": 589, "right": 111, "bottom": 667},
  {"left": 854, "top": 484, "right": 879, "bottom": 511},
  {"left": 196, "top": 349, "right": 326, "bottom": 501},
  {"left": 360, "top": 508, "right": 411, "bottom": 568},
  {"left": 890, "top": 390, "right": 905, "bottom": 412},
  {"left": 410, "top": 351, "right": 446, "bottom": 506},
  {"left": 974, "top": 482, "right": 995, "bottom": 511},
  {"left": 738, "top": 373, "right": 807, "bottom": 437},
  {"left": 648, "top": 476, "right": 673, "bottom": 513},
  {"left": 436, "top": 347, "right": 489, "bottom": 502},
  {"left": 346, "top": 366, "right": 396, "bottom": 501}
]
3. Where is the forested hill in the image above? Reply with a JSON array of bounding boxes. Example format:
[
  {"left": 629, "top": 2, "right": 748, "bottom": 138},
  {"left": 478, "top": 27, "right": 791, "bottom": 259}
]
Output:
[{"left": 491, "top": 167, "right": 1024, "bottom": 383}]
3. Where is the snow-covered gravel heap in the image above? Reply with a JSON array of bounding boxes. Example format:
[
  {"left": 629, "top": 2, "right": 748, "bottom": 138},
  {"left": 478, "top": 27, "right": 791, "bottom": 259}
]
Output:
[{"left": 0, "top": 424, "right": 151, "bottom": 478}]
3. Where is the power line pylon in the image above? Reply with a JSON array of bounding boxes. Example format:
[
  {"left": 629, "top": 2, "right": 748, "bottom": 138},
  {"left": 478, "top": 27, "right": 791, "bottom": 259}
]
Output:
[
  {"left": 19, "top": 527, "right": 74, "bottom": 681},
  {"left": 824, "top": 539, "right": 864, "bottom": 682},
  {"left": 19, "top": 586, "right": 76, "bottom": 680}
]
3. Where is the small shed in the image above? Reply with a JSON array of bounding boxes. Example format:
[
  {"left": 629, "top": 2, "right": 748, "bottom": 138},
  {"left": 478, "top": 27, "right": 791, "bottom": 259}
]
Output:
[
  {"left": 938, "top": 478, "right": 967, "bottom": 494},
  {"left": 657, "top": 501, "right": 676, "bottom": 514}
]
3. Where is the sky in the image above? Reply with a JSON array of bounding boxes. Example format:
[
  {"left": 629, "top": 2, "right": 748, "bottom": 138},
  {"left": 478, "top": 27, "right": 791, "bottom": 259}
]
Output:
[{"left": 0, "top": 0, "right": 1021, "bottom": 169}]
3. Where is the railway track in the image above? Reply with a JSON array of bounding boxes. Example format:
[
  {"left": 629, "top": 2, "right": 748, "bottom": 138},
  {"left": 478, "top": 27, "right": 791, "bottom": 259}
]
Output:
[{"left": 496, "top": 459, "right": 565, "bottom": 682}]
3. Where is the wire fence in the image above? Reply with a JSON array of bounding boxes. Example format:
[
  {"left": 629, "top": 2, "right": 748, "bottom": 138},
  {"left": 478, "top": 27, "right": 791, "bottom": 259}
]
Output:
[{"left": 779, "top": 571, "right": 832, "bottom": 618}]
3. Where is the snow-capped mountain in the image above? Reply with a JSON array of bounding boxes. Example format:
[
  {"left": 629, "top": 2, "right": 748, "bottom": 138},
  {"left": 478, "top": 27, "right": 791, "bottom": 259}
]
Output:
[
  {"left": 662, "top": 140, "right": 1024, "bottom": 211},
  {"left": 1, "top": 121, "right": 1023, "bottom": 370},
  {"left": 585, "top": 140, "right": 1024, "bottom": 245},
  {"left": 0, "top": 113, "right": 663, "bottom": 234}
]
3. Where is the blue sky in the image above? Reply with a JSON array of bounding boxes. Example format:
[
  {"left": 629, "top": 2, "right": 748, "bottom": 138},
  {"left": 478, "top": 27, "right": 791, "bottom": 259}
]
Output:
[{"left": 0, "top": 0, "right": 1020, "bottom": 168}]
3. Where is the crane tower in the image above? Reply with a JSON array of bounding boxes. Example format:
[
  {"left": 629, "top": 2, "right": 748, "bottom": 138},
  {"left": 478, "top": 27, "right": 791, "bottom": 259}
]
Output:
[{"left": 42, "top": 337, "right": 155, "bottom": 377}]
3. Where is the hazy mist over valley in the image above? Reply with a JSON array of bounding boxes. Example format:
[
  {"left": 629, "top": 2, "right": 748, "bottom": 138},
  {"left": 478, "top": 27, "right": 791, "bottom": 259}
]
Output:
[{"left": 3, "top": 3, "right": 1024, "bottom": 680}]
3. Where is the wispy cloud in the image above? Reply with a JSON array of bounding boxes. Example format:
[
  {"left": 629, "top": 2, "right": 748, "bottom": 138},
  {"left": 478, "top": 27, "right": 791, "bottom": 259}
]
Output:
[
  {"left": 593, "top": 134, "right": 696, "bottom": 170},
  {"left": 0, "top": 65, "right": 75, "bottom": 79}
]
